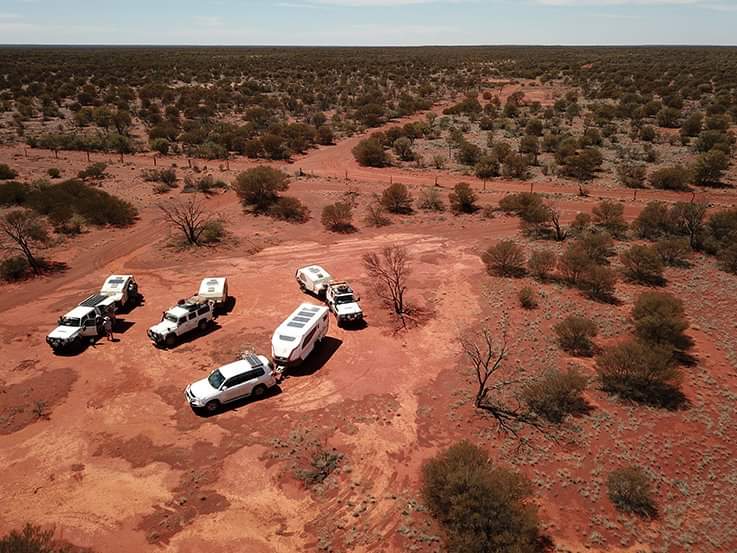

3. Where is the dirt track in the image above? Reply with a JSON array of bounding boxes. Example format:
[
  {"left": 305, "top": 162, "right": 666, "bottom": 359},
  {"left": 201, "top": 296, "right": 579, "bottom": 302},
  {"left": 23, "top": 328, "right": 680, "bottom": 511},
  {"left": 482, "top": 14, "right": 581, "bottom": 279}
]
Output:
[{"left": 2, "top": 97, "right": 737, "bottom": 552}]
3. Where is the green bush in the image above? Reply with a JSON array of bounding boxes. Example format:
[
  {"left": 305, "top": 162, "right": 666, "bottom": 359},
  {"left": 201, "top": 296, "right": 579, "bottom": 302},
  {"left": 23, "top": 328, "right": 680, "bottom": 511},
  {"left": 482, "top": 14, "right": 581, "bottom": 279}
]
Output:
[
  {"left": 201, "top": 219, "right": 226, "bottom": 243},
  {"left": 422, "top": 441, "right": 541, "bottom": 553},
  {"left": 607, "top": 467, "right": 657, "bottom": 518},
  {"left": 0, "top": 181, "right": 29, "bottom": 206},
  {"left": 654, "top": 238, "right": 691, "bottom": 267},
  {"left": 321, "top": 202, "right": 355, "bottom": 232},
  {"left": 416, "top": 187, "right": 445, "bottom": 211},
  {"left": 523, "top": 368, "right": 588, "bottom": 423},
  {"left": 632, "top": 291, "right": 690, "bottom": 350},
  {"left": 183, "top": 175, "right": 227, "bottom": 194},
  {"left": 0, "top": 164, "right": 18, "bottom": 180},
  {"left": 632, "top": 201, "right": 676, "bottom": 239},
  {"left": 234, "top": 167, "right": 290, "bottom": 212},
  {"left": 518, "top": 286, "right": 537, "bottom": 309},
  {"left": 77, "top": 162, "right": 108, "bottom": 180},
  {"left": 718, "top": 243, "right": 737, "bottom": 274},
  {"left": 580, "top": 264, "right": 617, "bottom": 301},
  {"left": 449, "top": 182, "right": 478, "bottom": 214},
  {"left": 649, "top": 165, "right": 691, "bottom": 191},
  {"left": 150, "top": 138, "right": 170, "bottom": 155},
  {"left": 352, "top": 138, "right": 389, "bottom": 167},
  {"left": 592, "top": 200, "right": 627, "bottom": 237},
  {"left": 554, "top": 315, "right": 598, "bottom": 356},
  {"left": 0, "top": 256, "right": 30, "bottom": 281},
  {"left": 143, "top": 168, "right": 177, "bottom": 187},
  {"left": 269, "top": 196, "right": 309, "bottom": 223},
  {"left": 616, "top": 162, "right": 647, "bottom": 189},
  {"left": 620, "top": 244, "right": 665, "bottom": 284},
  {"left": 693, "top": 149, "right": 730, "bottom": 186},
  {"left": 527, "top": 248, "right": 556, "bottom": 280},
  {"left": 380, "top": 182, "right": 413, "bottom": 214},
  {"left": 482, "top": 240, "right": 526, "bottom": 277},
  {"left": 597, "top": 339, "right": 681, "bottom": 407},
  {"left": 47, "top": 168, "right": 61, "bottom": 179}
]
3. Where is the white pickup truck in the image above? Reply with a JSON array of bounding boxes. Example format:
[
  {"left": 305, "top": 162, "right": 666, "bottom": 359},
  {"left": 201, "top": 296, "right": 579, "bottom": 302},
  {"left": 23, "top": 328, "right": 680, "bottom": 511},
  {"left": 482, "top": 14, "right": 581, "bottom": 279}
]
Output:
[
  {"left": 148, "top": 298, "right": 215, "bottom": 347},
  {"left": 46, "top": 295, "right": 116, "bottom": 352},
  {"left": 325, "top": 281, "right": 364, "bottom": 327}
]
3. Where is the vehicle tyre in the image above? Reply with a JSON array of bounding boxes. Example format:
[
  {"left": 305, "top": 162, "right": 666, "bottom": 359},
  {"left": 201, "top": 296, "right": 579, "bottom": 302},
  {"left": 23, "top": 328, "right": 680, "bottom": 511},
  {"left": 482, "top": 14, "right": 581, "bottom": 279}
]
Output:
[
  {"left": 252, "top": 384, "right": 267, "bottom": 398},
  {"left": 198, "top": 319, "right": 209, "bottom": 332},
  {"left": 165, "top": 334, "right": 176, "bottom": 347},
  {"left": 204, "top": 400, "right": 220, "bottom": 413}
]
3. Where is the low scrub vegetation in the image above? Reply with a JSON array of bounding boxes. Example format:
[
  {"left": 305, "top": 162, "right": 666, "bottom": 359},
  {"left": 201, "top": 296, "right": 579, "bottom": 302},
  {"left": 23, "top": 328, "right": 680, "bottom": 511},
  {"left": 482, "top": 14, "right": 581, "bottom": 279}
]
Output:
[
  {"left": 321, "top": 202, "right": 355, "bottom": 233},
  {"left": 482, "top": 240, "right": 526, "bottom": 277},
  {"left": 607, "top": 466, "right": 658, "bottom": 518},
  {"left": 554, "top": 315, "right": 597, "bottom": 356},
  {"left": 523, "top": 368, "right": 589, "bottom": 424}
]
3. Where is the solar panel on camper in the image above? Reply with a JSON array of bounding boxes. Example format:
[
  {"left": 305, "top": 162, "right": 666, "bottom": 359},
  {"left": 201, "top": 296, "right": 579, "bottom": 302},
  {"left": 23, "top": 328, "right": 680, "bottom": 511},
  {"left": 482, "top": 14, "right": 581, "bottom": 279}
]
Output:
[
  {"left": 287, "top": 322, "right": 305, "bottom": 328},
  {"left": 294, "top": 316, "right": 311, "bottom": 323}
]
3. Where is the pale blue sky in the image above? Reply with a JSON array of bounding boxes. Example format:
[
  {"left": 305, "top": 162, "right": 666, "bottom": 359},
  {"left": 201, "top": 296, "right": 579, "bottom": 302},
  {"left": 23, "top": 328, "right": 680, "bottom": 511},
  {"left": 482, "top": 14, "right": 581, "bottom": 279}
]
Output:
[{"left": 0, "top": 0, "right": 735, "bottom": 45}]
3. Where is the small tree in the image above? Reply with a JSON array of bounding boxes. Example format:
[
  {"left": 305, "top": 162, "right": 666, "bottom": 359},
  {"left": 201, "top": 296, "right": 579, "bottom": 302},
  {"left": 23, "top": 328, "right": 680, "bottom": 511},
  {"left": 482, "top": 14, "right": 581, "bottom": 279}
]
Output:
[
  {"left": 159, "top": 196, "right": 222, "bottom": 246},
  {"left": 416, "top": 187, "right": 445, "bottom": 212},
  {"left": 269, "top": 196, "right": 309, "bottom": 223},
  {"left": 352, "top": 138, "right": 389, "bottom": 167},
  {"left": 392, "top": 137, "right": 415, "bottom": 162},
  {"left": 528, "top": 248, "right": 557, "bottom": 280},
  {"left": 693, "top": 149, "right": 730, "bottom": 186},
  {"left": 234, "top": 167, "right": 289, "bottom": 212},
  {"left": 0, "top": 209, "right": 48, "bottom": 274},
  {"left": 422, "top": 442, "right": 541, "bottom": 553},
  {"left": 671, "top": 202, "right": 706, "bottom": 250},
  {"left": 607, "top": 467, "right": 657, "bottom": 518},
  {"left": 380, "top": 182, "right": 413, "bottom": 214},
  {"left": 632, "top": 291, "right": 691, "bottom": 350},
  {"left": 592, "top": 200, "right": 627, "bottom": 238},
  {"left": 621, "top": 244, "right": 665, "bottom": 285},
  {"left": 554, "top": 315, "right": 598, "bottom": 356},
  {"left": 650, "top": 165, "right": 691, "bottom": 191},
  {"left": 580, "top": 265, "right": 617, "bottom": 301},
  {"left": 448, "top": 182, "right": 478, "bottom": 214},
  {"left": 364, "top": 201, "right": 391, "bottom": 227},
  {"left": 474, "top": 154, "right": 499, "bottom": 188},
  {"left": 321, "top": 201, "right": 354, "bottom": 233},
  {"left": 654, "top": 237, "right": 692, "bottom": 267},
  {"left": 482, "top": 240, "right": 526, "bottom": 277},
  {"left": 523, "top": 368, "right": 588, "bottom": 424},
  {"left": 362, "top": 246, "right": 410, "bottom": 322},
  {"left": 616, "top": 162, "right": 647, "bottom": 188}
]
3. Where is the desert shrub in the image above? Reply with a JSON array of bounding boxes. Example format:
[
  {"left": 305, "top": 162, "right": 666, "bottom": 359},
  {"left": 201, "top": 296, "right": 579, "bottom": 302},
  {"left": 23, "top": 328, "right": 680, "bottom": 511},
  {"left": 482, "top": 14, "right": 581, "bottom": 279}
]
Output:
[
  {"left": 482, "top": 240, "right": 526, "bottom": 277},
  {"left": 649, "top": 165, "right": 691, "bottom": 191},
  {"left": 474, "top": 154, "right": 500, "bottom": 181},
  {"left": 580, "top": 264, "right": 617, "bottom": 301},
  {"left": 498, "top": 192, "right": 545, "bottom": 221},
  {"left": 632, "top": 291, "right": 690, "bottom": 350},
  {"left": 201, "top": 219, "right": 226, "bottom": 243},
  {"left": 518, "top": 286, "right": 537, "bottom": 309},
  {"left": 380, "top": 182, "right": 413, "bottom": 214},
  {"left": 570, "top": 212, "right": 592, "bottom": 235},
  {"left": 352, "top": 138, "right": 388, "bottom": 167},
  {"left": 705, "top": 208, "right": 737, "bottom": 252},
  {"left": 607, "top": 467, "right": 657, "bottom": 518},
  {"left": 183, "top": 174, "right": 227, "bottom": 194},
  {"left": 654, "top": 238, "right": 691, "bottom": 266},
  {"left": 269, "top": 196, "right": 309, "bottom": 223},
  {"left": 527, "top": 248, "right": 556, "bottom": 280},
  {"left": 26, "top": 179, "right": 136, "bottom": 227},
  {"left": 502, "top": 153, "right": 530, "bottom": 179},
  {"left": 0, "top": 523, "right": 93, "bottom": 553},
  {"left": 321, "top": 201, "right": 355, "bottom": 232},
  {"left": 47, "top": 168, "right": 61, "bottom": 179},
  {"left": 0, "top": 164, "right": 18, "bottom": 180},
  {"left": 592, "top": 200, "right": 627, "bottom": 238},
  {"left": 364, "top": 202, "right": 390, "bottom": 227},
  {"left": 639, "top": 125, "right": 657, "bottom": 142},
  {"left": 449, "top": 182, "right": 478, "bottom": 214},
  {"left": 558, "top": 242, "right": 593, "bottom": 284},
  {"left": 234, "top": 167, "right": 290, "bottom": 212},
  {"left": 457, "top": 141, "right": 482, "bottom": 166},
  {"left": 0, "top": 256, "right": 30, "bottom": 281},
  {"left": 620, "top": 244, "right": 665, "bottom": 284},
  {"left": 693, "top": 149, "right": 730, "bottom": 186},
  {"left": 523, "top": 368, "right": 588, "bottom": 423},
  {"left": 597, "top": 339, "right": 681, "bottom": 407},
  {"left": 392, "top": 137, "right": 415, "bottom": 161},
  {"left": 616, "top": 162, "right": 647, "bottom": 188},
  {"left": 417, "top": 187, "right": 445, "bottom": 211},
  {"left": 432, "top": 155, "right": 447, "bottom": 169},
  {"left": 0, "top": 181, "right": 29, "bottom": 206},
  {"left": 77, "top": 162, "right": 108, "bottom": 180},
  {"left": 578, "top": 231, "right": 615, "bottom": 264},
  {"left": 143, "top": 168, "right": 177, "bottom": 187},
  {"left": 295, "top": 448, "right": 343, "bottom": 487},
  {"left": 422, "top": 441, "right": 541, "bottom": 553},
  {"left": 150, "top": 138, "right": 170, "bottom": 155},
  {"left": 717, "top": 243, "right": 737, "bottom": 274},
  {"left": 53, "top": 212, "right": 85, "bottom": 235},
  {"left": 554, "top": 315, "right": 598, "bottom": 356},
  {"left": 632, "top": 201, "right": 675, "bottom": 239}
]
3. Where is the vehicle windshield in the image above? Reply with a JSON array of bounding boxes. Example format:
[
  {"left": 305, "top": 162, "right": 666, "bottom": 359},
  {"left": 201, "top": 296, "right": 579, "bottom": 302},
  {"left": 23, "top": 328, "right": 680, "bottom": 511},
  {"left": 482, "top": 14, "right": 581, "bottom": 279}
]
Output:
[
  {"left": 208, "top": 369, "right": 225, "bottom": 389},
  {"left": 59, "top": 317, "right": 81, "bottom": 327},
  {"left": 164, "top": 313, "right": 178, "bottom": 323},
  {"left": 335, "top": 295, "right": 354, "bottom": 304}
]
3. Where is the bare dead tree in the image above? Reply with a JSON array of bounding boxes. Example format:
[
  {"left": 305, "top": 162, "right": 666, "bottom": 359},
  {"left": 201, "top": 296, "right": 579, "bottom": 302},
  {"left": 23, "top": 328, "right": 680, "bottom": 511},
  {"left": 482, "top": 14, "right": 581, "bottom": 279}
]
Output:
[
  {"left": 547, "top": 204, "right": 567, "bottom": 241},
  {"left": 459, "top": 322, "right": 548, "bottom": 440},
  {"left": 159, "top": 195, "right": 218, "bottom": 246},
  {"left": 362, "top": 246, "right": 409, "bottom": 323},
  {"left": 0, "top": 209, "right": 49, "bottom": 274}
]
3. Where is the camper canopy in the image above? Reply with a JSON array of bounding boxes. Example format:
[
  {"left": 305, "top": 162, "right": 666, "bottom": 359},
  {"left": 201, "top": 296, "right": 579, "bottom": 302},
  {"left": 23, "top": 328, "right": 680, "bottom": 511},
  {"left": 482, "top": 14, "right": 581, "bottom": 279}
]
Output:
[
  {"left": 271, "top": 303, "right": 328, "bottom": 359},
  {"left": 198, "top": 277, "right": 228, "bottom": 303}
]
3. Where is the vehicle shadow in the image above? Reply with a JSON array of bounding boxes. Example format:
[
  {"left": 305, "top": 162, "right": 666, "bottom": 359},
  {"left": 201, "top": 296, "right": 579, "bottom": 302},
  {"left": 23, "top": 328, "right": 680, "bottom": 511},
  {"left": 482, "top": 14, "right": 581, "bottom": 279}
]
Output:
[
  {"left": 116, "top": 295, "right": 145, "bottom": 315},
  {"left": 193, "top": 385, "right": 283, "bottom": 418},
  {"left": 114, "top": 319, "right": 135, "bottom": 334},
  {"left": 340, "top": 319, "right": 368, "bottom": 332},
  {"left": 216, "top": 296, "right": 237, "bottom": 316},
  {"left": 287, "top": 336, "right": 342, "bottom": 378}
]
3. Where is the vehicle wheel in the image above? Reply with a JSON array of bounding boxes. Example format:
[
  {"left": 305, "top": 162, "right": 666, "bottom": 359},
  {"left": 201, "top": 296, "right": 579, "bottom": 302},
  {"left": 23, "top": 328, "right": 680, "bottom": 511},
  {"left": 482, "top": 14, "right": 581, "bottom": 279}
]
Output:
[
  {"left": 204, "top": 400, "right": 220, "bottom": 413},
  {"left": 165, "top": 334, "right": 176, "bottom": 347},
  {"left": 198, "top": 319, "right": 209, "bottom": 332},
  {"left": 252, "top": 384, "right": 268, "bottom": 398}
]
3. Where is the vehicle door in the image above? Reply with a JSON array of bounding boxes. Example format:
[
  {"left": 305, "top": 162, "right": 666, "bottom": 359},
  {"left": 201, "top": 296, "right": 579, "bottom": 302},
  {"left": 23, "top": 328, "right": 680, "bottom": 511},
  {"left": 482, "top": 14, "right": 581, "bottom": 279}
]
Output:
[
  {"left": 182, "top": 312, "right": 198, "bottom": 334},
  {"left": 220, "top": 373, "right": 249, "bottom": 403},
  {"left": 81, "top": 314, "right": 98, "bottom": 337},
  {"left": 243, "top": 367, "right": 266, "bottom": 396}
]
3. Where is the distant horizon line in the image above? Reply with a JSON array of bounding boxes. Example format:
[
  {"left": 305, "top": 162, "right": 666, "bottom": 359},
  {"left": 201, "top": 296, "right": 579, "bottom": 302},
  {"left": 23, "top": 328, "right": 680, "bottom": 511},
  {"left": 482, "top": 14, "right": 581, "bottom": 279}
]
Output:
[{"left": 0, "top": 43, "right": 736, "bottom": 48}]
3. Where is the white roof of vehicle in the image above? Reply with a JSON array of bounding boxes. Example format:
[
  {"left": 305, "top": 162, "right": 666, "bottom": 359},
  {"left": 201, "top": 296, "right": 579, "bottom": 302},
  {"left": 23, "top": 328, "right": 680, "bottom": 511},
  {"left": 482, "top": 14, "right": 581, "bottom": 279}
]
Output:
[
  {"left": 102, "top": 275, "right": 132, "bottom": 288},
  {"left": 298, "top": 265, "right": 331, "bottom": 283},
  {"left": 65, "top": 305, "right": 96, "bottom": 318},
  {"left": 274, "top": 302, "right": 328, "bottom": 340},
  {"left": 218, "top": 355, "right": 267, "bottom": 379},
  {"left": 199, "top": 277, "right": 226, "bottom": 295}
]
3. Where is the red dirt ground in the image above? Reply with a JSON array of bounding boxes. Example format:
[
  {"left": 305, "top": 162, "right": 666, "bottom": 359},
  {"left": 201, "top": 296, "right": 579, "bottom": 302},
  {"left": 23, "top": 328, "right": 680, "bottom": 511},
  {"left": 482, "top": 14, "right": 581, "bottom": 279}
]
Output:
[{"left": 1, "top": 90, "right": 737, "bottom": 553}]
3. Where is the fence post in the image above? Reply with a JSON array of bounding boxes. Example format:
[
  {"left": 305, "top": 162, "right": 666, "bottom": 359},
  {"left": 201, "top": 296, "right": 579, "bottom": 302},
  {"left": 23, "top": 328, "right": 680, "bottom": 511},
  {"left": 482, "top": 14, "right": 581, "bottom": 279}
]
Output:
[
  {"left": 390, "top": 175, "right": 393, "bottom": 185},
  {"left": 86, "top": 151, "right": 90, "bottom": 162},
  {"left": 119, "top": 153, "right": 124, "bottom": 164},
  {"left": 188, "top": 158, "right": 192, "bottom": 169},
  {"left": 153, "top": 155, "right": 157, "bottom": 167},
  {"left": 434, "top": 175, "right": 438, "bottom": 186},
  {"left": 226, "top": 159, "right": 230, "bottom": 171}
]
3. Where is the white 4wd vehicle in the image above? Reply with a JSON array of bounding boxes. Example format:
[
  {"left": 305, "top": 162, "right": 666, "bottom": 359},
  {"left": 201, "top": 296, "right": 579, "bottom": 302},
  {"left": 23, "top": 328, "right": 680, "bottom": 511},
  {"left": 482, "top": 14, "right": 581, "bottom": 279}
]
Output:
[
  {"left": 296, "top": 265, "right": 332, "bottom": 297},
  {"left": 185, "top": 353, "right": 277, "bottom": 413},
  {"left": 148, "top": 299, "right": 214, "bottom": 347},
  {"left": 46, "top": 295, "right": 115, "bottom": 352},
  {"left": 325, "top": 281, "right": 364, "bottom": 326}
]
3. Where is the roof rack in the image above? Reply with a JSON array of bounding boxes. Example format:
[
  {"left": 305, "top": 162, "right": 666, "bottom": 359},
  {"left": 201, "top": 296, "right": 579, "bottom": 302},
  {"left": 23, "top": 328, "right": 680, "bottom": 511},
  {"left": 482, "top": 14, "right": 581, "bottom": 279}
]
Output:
[{"left": 79, "top": 294, "right": 109, "bottom": 308}]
